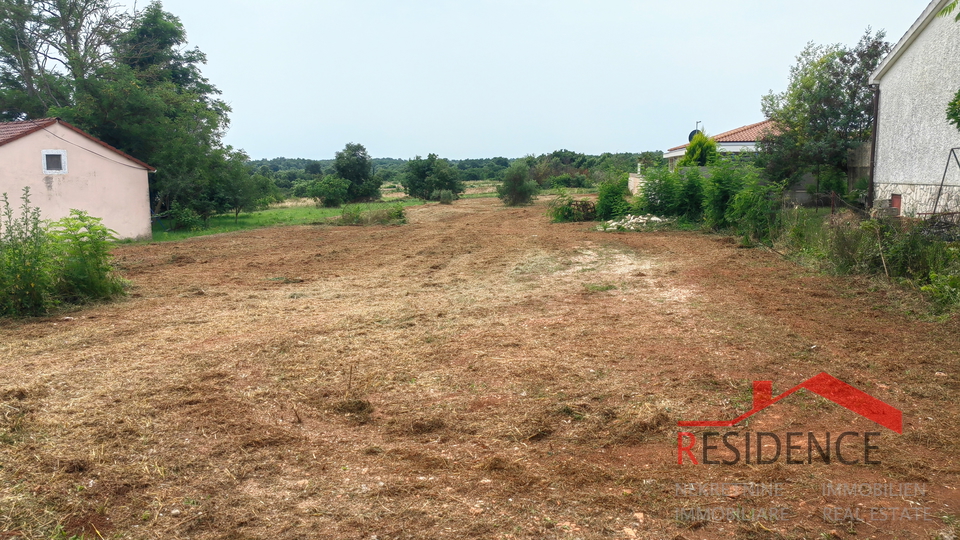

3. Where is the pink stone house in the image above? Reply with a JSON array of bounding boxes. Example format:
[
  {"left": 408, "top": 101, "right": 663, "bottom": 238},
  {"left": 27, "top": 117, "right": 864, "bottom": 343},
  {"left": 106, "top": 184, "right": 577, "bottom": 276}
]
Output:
[{"left": 0, "top": 118, "right": 154, "bottom": 240}]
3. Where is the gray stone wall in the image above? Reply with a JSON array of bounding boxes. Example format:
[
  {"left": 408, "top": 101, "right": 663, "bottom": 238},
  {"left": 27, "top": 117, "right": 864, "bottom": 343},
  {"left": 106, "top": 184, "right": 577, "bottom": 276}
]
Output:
[
  {"left": 874, "top": 5, "right": 960, "bottom": 214},
  {"left": 874, "top": 182, "right": 960, "bottom": 216}
]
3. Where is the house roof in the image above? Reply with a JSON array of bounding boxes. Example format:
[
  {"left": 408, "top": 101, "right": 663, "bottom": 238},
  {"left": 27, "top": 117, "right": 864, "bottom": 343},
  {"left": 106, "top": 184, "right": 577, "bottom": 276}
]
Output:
[
  {"left": 667, "top": 119, "right": 777, "bottom": 152},
  {"left": 0, "top": 118, "right": 155, "bottom": 171},
  {"left": 870, "top": 0, "right": 950, "bottom": 84}
]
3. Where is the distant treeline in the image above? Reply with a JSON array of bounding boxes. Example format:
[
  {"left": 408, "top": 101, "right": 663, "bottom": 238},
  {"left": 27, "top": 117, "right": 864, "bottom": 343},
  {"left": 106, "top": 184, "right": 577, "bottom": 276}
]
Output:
[{"left": 249, "top": 150, "right": 663, "bottom": 186}]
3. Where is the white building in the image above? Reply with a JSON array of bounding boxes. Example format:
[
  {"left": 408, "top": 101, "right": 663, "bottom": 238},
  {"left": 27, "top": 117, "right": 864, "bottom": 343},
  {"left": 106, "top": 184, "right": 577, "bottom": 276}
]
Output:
[
  {"left": 870, "top": 0, "right": 960, "bottom": 216},
  {"left": 0, "top": 118, "right": 154, "bottom": 239}
]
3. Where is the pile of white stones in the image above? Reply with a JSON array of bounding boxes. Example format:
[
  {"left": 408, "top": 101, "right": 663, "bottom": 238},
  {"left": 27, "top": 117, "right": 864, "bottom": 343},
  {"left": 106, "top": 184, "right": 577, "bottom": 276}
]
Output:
[{"left": 597, "top": 214, "right": 671, "bottom": 232}]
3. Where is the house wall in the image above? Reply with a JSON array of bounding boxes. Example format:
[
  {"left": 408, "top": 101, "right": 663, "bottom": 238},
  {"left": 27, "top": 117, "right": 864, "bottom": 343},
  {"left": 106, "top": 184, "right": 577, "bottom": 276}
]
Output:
[
  {"left": 874, "top": 4, "right": 960, "bottom": 215},
  {"left": 0, "top": 123, "right": 152, "bottom": 239}
]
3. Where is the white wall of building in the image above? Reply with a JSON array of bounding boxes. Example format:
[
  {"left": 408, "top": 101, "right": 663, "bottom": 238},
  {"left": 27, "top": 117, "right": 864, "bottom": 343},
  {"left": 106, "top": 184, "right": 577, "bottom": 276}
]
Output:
[
  {"left": 873, "top": 0, "right": 960, "bottom": 215},
  {"left": 0, "top": 123, "right": 152, "bottom": 240}
]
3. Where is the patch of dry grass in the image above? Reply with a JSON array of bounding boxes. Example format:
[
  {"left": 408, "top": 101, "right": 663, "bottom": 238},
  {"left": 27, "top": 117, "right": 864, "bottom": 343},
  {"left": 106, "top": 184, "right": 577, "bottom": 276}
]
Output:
[{"left": 1, "top": 198, "right": 958, "bottom": 539}]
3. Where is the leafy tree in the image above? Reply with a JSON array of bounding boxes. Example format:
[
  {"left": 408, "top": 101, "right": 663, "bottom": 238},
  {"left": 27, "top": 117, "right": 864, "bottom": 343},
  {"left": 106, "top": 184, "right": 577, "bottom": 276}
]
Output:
[
  {"left": 758, "top": 29, "right": 890, "bottom": 186},
  {"left": 401, "top": 154, "right": 464, "bottom": 200},
  {"left": 496, "top": 162, "right": 538, "bottom": 206},
  {"left": 221, "top": 160, "right": 277, "bottom": 223},
  {"left": 307, "top": 175, "right": 349, "bottom": 207},
  {"left": 678, "top": 132, "right": 718, "bottom": 167},
  {"left": 0, "top": 0, "right": 250, "bottom": 223},
  {"left": 333, "top": 142, "right": 381, "bottom": 201},
  {"left": 304, "top": 161, "right": 324, "bottom": 176}
]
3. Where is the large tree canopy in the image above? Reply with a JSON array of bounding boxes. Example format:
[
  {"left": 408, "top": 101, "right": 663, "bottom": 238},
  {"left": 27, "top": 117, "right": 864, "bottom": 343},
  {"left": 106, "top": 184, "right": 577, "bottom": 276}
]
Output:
[
  {"left": 402, "top": 154, "right": 464, "bottom": 201},
  {"left": 757, "top": 29, "right": 890, "bottom": 186},
  {"left": 333, "top": 142, "right": 381, "bottom": 201},
  {"left": 0, "top": 1, "right": 264, "bottom": 220}
]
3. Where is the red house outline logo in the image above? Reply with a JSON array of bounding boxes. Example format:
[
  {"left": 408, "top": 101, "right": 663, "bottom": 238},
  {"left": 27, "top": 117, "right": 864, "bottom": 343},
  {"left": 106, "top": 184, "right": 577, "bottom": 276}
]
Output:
[{"left": 677, "top": 372, "right": 903, "bottom": 434}]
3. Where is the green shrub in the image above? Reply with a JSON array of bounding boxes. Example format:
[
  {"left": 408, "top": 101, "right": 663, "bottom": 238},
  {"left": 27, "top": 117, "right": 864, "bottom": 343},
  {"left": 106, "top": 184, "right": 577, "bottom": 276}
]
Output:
[
  {"left": 922, "top": 272, "right": 960, "bottom": 309},
  {"left": 727, "top": 180, "right": 784, "bottom": 244},
  {"left": 549, "top": 173, "right": 591, "bottom": 189},
  {"left": 634, "top": 167, "right": 705, "bottom": 220},
  {"left": 0, "top": 188, "right": 125, "bottom": 317},
  {"left": 163, "top": 202, "right": 204, "bottom": 231},
  {"left": 339, "top": 205, "right": 364, "bottom": 225},
  {"left": 336, "top": 204, "right": 407, "bottom": 226},
  {"left": 948, "top": 87, "right": 960, "bottom": 132},
  {"left": 678, "top": 132, "right": 719, "bottom": 167},
  {"left": 0, "top": 189, "right": 55, "bottom": 316},
  {"left": 402, "top": 154, "right": 465, "bottom": 200},
  {"left": 388, "top": 203, "right": 407, "bottom": 223},
  {"left": 307, "top": 175, "right": 350, "bottom": 207},
  {"left": 595, "top": 177, "right": 630, "bottom": 221},
  {"left": 438, "top": 190, "right": 454, "bottom": 205},
  {"left": 677, "top": 168, "right": 706, "bottom": 221},
  {"left": 635, "top": 167, "right": 679, "bottom": 216},
  {"left": 817, "top": 168, "right": 848, "bottom": 197},
  {"left": 547, "top": 188, "right": 596, "bottom": 222},
  {"left": 703, "top": 162, "right": 754, "bottom": 229},
  {"left": 497, "top": 163, "right": 538, "bottom": 206},
  {"left": 50, "top": 210, "right": 126, "bottom": 303}
]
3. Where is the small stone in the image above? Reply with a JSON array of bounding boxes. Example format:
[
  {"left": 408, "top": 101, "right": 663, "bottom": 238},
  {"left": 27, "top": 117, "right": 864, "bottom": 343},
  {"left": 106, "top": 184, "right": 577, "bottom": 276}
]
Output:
[{"left": 170, "top": 509, "right": 181, "bottom": 517}]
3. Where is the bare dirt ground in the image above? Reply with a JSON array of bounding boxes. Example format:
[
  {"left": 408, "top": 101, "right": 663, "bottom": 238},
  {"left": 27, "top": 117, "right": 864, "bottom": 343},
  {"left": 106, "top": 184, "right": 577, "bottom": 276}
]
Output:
[{"left": 2, "top": 197, "right": 959, "bottom": 540}]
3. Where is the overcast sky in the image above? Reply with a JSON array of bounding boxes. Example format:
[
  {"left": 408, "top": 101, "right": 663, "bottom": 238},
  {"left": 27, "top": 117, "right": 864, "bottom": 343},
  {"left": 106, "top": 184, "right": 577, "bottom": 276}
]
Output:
[{"left": 120, "top": 0, "right": 931, "bottom": 160}]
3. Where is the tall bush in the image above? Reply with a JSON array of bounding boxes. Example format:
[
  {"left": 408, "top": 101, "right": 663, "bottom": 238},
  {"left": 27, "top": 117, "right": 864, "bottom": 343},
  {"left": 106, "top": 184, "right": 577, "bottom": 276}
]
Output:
[
  {"left": 703, "top": 163, "right": 755, "bottom": 229},
  {"left": 727, "top": 180, "right": 784, "bottom": 244},
  {"left": 0, "top": 188, "right": 126, "bottom": 317},
  {"left": 0, "top": 189, "right": 55, "bottom": 316},
  {"left": 678, "top": 132, "right": 719, "bottom": 167},
  {"left": 50, "top": 211, "right": 126, "bottom": 303},
  {"left": 307, "top": 175, "right": 350, "bottom": 207},
  {"left": 402, "top": 154, "right": 465, "bottom": 200},
  {"left": 677, "top": 168, "right": 706, "bottom": 221},
  {"left": 497, "top": 162, "right": 538, "bottom": 206},
  {"left": 636, "top": 167, "right": 680, "bottom": 216},
  {"left": 595, "top": 177, "right": 630, "bottom": 221}
]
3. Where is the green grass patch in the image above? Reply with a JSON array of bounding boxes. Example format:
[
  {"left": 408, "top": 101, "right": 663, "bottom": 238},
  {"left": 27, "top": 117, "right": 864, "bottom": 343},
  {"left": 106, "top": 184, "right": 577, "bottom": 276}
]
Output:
[
  {"left": 583, "top": 282, "right": 617, "bottom": 293},
  {"left": 145, "top": 199, "right": 424, "bottom": 242}
]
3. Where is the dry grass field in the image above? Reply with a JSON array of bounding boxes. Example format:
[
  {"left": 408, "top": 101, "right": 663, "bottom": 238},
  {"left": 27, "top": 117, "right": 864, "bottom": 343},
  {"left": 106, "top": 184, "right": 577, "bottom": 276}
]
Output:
[{"left": 2, "top": 197, "right": 959, "bottom": 539}]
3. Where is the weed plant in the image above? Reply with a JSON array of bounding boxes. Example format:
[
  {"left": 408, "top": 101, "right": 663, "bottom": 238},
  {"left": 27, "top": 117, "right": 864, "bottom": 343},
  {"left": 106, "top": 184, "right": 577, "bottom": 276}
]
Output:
[
  {"left": 778, "top": 208, "right": 960, "bottom": 310},
  {"left": 51, "top": 210, "right": 126, "bottom": 303},
  {"left": 547, "top": 188, "right": 596, "bottom": 222},
  {"left": 0, "top": 188, "right": 125, "bottom": 317},
  {"left": 337, "top": 203, "right": 407, "bottom": 226},
  {"left": 0, "top": 189, "right": 54, "bottom": 316}
]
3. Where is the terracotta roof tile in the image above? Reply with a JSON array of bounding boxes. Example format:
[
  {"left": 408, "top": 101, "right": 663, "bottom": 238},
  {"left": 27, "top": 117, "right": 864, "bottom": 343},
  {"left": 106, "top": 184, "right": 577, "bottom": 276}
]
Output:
[
  {"left": 668, "top": 119, "right": 778, "bottom": 152},
  {"left": 0, "top": 118, "right": 154, "bottom": 171},
  {"left": 0, "top": 118, "right": 57, "bottom": 146}
]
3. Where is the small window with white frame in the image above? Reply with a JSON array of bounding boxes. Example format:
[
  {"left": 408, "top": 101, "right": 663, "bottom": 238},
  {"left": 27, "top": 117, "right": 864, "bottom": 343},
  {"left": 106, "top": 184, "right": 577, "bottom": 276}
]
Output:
[{"left": 42, "top": 150, "right": 67, "bottom": 174}]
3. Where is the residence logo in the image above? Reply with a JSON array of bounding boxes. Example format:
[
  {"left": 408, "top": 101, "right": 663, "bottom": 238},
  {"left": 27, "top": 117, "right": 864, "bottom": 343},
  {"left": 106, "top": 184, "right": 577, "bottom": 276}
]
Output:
[{"left": 676, "top": 373, "right": 903, "bottom": 466}]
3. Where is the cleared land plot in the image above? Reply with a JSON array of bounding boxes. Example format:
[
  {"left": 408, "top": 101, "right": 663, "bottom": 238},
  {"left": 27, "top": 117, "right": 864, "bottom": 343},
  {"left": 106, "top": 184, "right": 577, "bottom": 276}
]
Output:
[{"left": 2, "top": 197, "right": 959, "bottom": 540}]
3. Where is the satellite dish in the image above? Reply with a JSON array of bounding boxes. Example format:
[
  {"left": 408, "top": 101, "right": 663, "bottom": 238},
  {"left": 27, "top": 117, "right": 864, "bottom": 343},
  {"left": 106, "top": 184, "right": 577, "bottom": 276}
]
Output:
[{"left": 688, "top": 130, "right": 702, "bottom": 142}]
